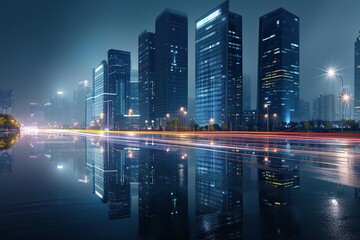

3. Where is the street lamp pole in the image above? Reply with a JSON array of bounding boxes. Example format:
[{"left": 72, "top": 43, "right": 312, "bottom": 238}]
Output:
[
  {"left": 264, "top": 104, "right": 269, "bottom": 132},
  {"left": 326, "top": 68, "right": 350, "bottom": 132}
]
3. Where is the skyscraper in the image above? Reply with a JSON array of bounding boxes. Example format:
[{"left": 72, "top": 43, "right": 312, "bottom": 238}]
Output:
[
  {"left": 243, "top": 75, "right": 251, "bottom": 111},
  {"left": 87, "top": 60, "right": 109, "bottom": 129},
  {"left": 107, "top": 49, "right": 131, "bottom": 129},
  {"left": 73, "top": 80, "right": 90, "bottom": 128},
  {"left": 195, "top": 0, "right": 242, "bottom": 128},
  {"left": 312, "top": 93, "right": 335, "bottom": 122},
  {"left": 130, "top": 70, "right": 139, "bottom": 115},
  {"left": 257, "top": 8, "right": 300, "bottom": 124},
  {"left": 154, "top": 9, "right": 188, "bottom": 124},
  {"left": 355, "top": 32, "right": 360, "bottom": 121},
  {"left": 138, "top": 30, "right": 155, "bottom": 128},
  {"left": 299, "top": 99, "right": 310, "bottom": 122}
]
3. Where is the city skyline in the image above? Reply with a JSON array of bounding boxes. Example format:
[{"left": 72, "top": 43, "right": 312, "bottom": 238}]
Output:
[{"left": 2, "top": 0, "right": 360, "bottom": 118}]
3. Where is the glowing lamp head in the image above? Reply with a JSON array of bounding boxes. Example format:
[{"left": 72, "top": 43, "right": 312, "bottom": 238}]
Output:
[
  {"left": 342, "top": 94, "right": 350, "bottom": 101},
  {"left": 326, "top": 68, "right": 336, "bottom": 78}
]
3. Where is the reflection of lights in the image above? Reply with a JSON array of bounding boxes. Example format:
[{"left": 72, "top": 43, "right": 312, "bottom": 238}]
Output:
[
  {"left": 210, "top": 141, "right": 214, "bottom": 145},
  {"left": 57, "top": 165, "right": 63, "bottom": 169},
  {"left": 78, "top": 176, "right": 89, "bottom": 183},
  {"left": 166, "top": 148, "right": 170, "bottom": 152},
  {"left": 95, "top": 190, "right": 103, "bottom": 199},
  {"left": 264, "top": 157, "right": 268, "bottom": 162},
  {"left": 331, "top": 199, "right": 338, "bottom": 206},
  {"left": 99, "top": 147, "right": 104, "bottom": 153}
]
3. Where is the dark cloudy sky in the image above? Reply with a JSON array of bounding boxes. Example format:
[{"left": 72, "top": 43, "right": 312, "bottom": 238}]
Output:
[{"left": 1, "top": 0, "right": 359, "bottom": 116}]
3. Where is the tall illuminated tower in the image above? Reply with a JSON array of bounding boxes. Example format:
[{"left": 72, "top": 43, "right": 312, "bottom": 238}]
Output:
[
  {"left": 138, "top": 30, "right": 155, "bottom": 128},
  {"left": 154, "top": 9, "right": 188, "bottom": 123},
  {"left": 195, "top": 0, "right": 243, "bottom": 128},
  {"left": 257, "top": 8, "right": 300, "bottom": 123},
  {"left": 107, "top": 49, "right": 131, "bottom": 129},
  {"left": 355, "top": 32, "right": 360, "bottom": 121}
]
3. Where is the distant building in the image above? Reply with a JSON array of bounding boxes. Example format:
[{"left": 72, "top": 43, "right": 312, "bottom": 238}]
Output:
[
  {"left": 154, "top": 9, "right": 188, "bottom": 124},
  {"left": 28, "top": 102, "right": 44, "bottom": 126},
  {"left": 44, "top": 91, "right": 73, "bottom": 127},
  {"left": 73, "top": 80, "right": 90, "bottom": 128},
  {"left": 87, "top": 60, "right": 109, "bottom": 129},
  {"left": 299, "top": 99, "right": 310, "bottom": 122},
  {"left": 0, "top": 89, "right": 14, "bottom": 115},
  {"left": 312, "top": 93, "right": 335, "bottom": 121},
  {"left": 243, "top": 75, "right": 251, "bottom": 111},
  {"left": 243, "top": 110, "right": 257, "bottom": 128},
  {"left": 355, "top": 31, "right": 360, "bottom": 121},
  {"left": 138, "top": 30, "right": 155, "bottom": 128},
  {"left": 195, "top": 0, "right": 242, "bottom": 128},
  {"left": 130, "top": 70, "right": 139, "bottom": 115},
  {"left": 108, "top": 49, "right": 131, "bottom": 129},
  {"left": 257, "top": 8, "right": 300, "bottom": 123}
]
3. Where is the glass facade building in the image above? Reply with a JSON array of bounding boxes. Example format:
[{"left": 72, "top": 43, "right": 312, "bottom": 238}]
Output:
[
  {"left": 107, "top": 49, "right": 131, "bottom": 130},
  {"left": 154, "top": 9, "right": 188, "bottom": 122},
  {"left": 195, "top": 0, "right": 243, "bottom": 128},
  {"left": 355, "top": 32, "right": 360, "bottom": 121},
  {"left": 257, "top": 8, "right": 300, "bottom": 124},
  {"left": 312, "top": 93, "right": 335, "bottom": 122},
  {"left": 138, "top": 31, "right": 155, "bottom": 128},
  {"left": 87, "top": 60, "right": 109, "bottom": 129}
]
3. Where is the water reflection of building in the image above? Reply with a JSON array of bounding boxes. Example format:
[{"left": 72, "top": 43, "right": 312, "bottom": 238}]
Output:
[
  {"left": 139, "top": 147, "right": 188, "bottom": 239},
  {"left": 0, "top": 133, "right": 20, "bottom": 174},
  {"left": 196, "top": 149, "right": 243, "bottom": 239},
  {"left": 257, "top": 148, "right": 300, "bottom": 238},
  {"left": 86, "top": 139, "right": 131, "bottom": 220},
  {"left": 0, "top": 149, "right": 14, "bottom": 174}
]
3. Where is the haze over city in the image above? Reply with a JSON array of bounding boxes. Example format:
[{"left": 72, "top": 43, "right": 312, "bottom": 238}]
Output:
[{"left": 1, "top": 0, "right": 360, "bottom": 117}]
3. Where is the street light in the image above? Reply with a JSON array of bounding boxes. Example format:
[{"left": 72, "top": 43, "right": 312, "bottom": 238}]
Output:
[
  {"left": 209, "top": 118, "right": 214, "bottom": 131},
  {"left": 264, "top": 104, "right": 269, "bottom": 132},
  {"left": 273, "top": 113, "right": 277, "bottom": 132},
  {"left": 179, "top": 107, "right": 186, "bottom": 131},
  {"left": 128, "top": 108, "right": 133, "bottom": 130},
  {"left": 326, "top": 68, "right": 350, "bottom": 132},
  {"left": 165, "top": 113, "right": 170, "bottom": 131}
]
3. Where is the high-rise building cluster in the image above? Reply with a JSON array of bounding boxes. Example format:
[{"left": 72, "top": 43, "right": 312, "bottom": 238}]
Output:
[
  {"left": 83, "top": 0, "right": 302, "bottom": 130},
  {"left": 79, "top": 1, "right": 359, "bottom": 129}
]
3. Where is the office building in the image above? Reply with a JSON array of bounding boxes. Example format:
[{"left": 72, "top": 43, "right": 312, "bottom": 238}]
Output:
[
  {"left": 138, "top": 31, "right": 155, "bottom": 128},
  {"left": 243, "top": 75, "right": 251, "bottom": 111},
  {"left": 130, "top": 70, "right": 139, "bottom": 114},
  {"left": 312, "top": 93, "right": 335, "bottom": 121},
  {"left": 355, "top": 32, "right": 360, "bottom": 121},
  {"left": 87, "top": 60, "right": 109, "bottom": 129},
  {"left": 108, "top": 49, "right": 131, "bottom": 129},
  {"left": 299, "top": 99, "right": 310, "bottom": 122},
  {"left": 195, "top": 0, "right": 242, "bottom": 128},
  {"left": 154, "top": 9, "right": 188, "bottom": 124},
  {"left": 73, "top": 80, "right": 90, "bottom": 128},
  {"left": 257, "top": 8, "right": 300, "bottom": 123}
]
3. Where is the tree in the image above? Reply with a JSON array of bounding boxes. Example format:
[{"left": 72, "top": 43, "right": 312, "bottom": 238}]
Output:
[
  {"left": 221, "top": 122, "right": 229, "bottom": 131},
  {"left": 303, "top": 122, "right": 311, "bottom": 132}
]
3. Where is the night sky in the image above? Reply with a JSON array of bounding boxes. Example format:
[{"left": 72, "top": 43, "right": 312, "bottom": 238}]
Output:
[{"left": 1, "top": 0, "right": 359, "bottom": 117}]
